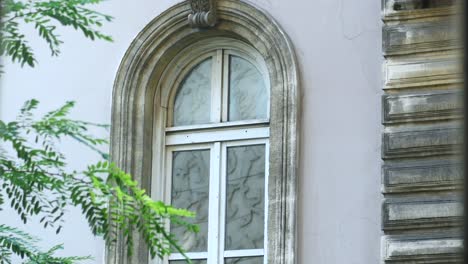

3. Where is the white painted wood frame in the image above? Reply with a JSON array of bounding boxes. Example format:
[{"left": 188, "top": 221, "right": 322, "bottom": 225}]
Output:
[{"left": 162, "top": 42, "right": 270, "bottom": 264}]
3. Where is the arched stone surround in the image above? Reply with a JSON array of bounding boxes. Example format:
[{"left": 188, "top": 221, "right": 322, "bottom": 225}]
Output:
[{"left": 108, "top": 1, "right": 300, "bottom": 263}]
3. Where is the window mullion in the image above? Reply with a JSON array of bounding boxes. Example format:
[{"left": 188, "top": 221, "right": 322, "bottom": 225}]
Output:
[
  {"left": 211, "top": 50, "right": 223, "bottom": 123},
  {"left": 207, "top": 142, "right": 221, "bottom": 264},
  {"left": 221, "top": 50, "right": 230, "bottom": 122},
  {"left": 218, "top": 143, "right": 227, "bottom": 263},
  {"left": 264, "top": 141, "right": 270, "bottom": 264},
  {"left": 163, "top": 148, "right": 174, "bottom": 264}
]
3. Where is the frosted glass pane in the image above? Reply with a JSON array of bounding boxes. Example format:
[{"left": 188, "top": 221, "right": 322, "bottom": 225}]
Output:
[
  {"left": 228, "top": 56, "right": 268, "bottom": 121},
  {"left": 225, "top": 257, "right": 264, "bottom": 264},
  {"left": 170, "top": 260, "right": 207, "bottom": 264},
  {"left": 171, "top": 150, "right": 210, "bottom": 252},
  {"left": 173, "top": 59, "right": 212, "bottom": 126},
  {"left": 225, "top": 145, "right": 265, "bottom": 250}
]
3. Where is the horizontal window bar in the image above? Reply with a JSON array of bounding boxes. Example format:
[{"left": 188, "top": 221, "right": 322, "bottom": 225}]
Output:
[
  {"left": 166, "top": 127, "right": 269, "bottom": 146},
  {"left": 224, "top": 249, "right": 264, "bottom": 258},
  {"left": 169, "top": 252, "right": 208, "bottom": 260},
  {"left": 166, "top": 119, "right": 269, "bottom": 133}
]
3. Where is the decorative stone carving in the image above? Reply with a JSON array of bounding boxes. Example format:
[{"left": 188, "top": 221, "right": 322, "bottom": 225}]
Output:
[
  {"left": 384, "top": 52, "right": 462, "bottom": 89},
  {"left": 188, "top": 0, "right": 217, "bottom": 28},
  {"left": 383, "top": 160, "right": 463, "bottom": 193},
  {"left": 382, "top": 127, "right": 462, "bottom": 159},
  {"left": 381, "top": 0, "right": 463, "bottom": 263},
  {"left": 382, "top": 0, "right": 458, "bottom": 21},
  {"left": 383, "top": 19, "right": 460, "bottom": 55},
  {"left": 382, "top": 199, "right": 463, "bottom": 230},
  {"left": 382, "top": 90, "right": 463, "bottom": 124},
  {"left": 382, "top": 236, "right": 463, "bottom": 263}
]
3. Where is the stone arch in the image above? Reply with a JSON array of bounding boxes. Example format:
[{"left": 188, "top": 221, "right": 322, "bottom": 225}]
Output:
[{"left": 109, "top": 1, "right": 300, "bottom": 263}]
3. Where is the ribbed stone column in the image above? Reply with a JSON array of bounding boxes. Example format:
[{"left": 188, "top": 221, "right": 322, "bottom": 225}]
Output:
[{"left": 381, "top": 1, "right": 464, "bottom": 263}]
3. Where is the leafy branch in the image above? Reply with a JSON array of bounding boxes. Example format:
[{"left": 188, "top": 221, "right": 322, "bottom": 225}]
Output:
[
  {"left": 0, "top": 0, "right": 113, "bottom": 67},
  {"left": 0, "top": 224, "right": 92, "bottom": 264},
  {"left": 0, "top": 100, "right": 198, "bottom": 263}
]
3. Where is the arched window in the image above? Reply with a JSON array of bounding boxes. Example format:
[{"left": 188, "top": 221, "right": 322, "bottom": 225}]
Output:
[
  {"left": 109, "top": 1, "right": 299, "bottom": 264},
  {"left": 163, "top": 40, "right": 270, "bottom": 264}
]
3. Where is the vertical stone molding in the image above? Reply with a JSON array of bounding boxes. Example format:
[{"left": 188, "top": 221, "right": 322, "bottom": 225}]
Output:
[{"left": 381, "top": 0, "right": 463, "bottom": 263}]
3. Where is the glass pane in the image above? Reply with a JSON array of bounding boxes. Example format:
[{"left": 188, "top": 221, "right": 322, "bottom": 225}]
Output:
[
  {"left": 229, "top": 56, "right": 269, "bottom": 121},
  {"left": 228, "top": 56, "right": 268, "bottom": 121},
  {"left": 173, "top": 59, "right": 212, "bottom": 126},
  {"left": 225, "top": 257, "right": 264, "bottom": 264},
  {"left": 171, "top": 150, "right": 210, "bottom": 252},
  {"left": 170, "top": 260, "right": 207, "bottom": 264},
  {"left": 225, "top": 145, "right": 265, "bottom": 250}
]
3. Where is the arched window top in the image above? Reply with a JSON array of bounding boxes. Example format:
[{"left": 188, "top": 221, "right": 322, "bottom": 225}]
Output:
[{"left": 163, "top": 38, "right": 270, "bottom": 128}]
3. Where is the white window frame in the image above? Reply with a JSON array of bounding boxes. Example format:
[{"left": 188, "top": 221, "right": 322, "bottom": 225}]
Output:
[
  {"left": 165, "top": 138, "right": 269, "bottom": 264},
  {"left": 152, "top": 39, "right": 271, "bottom": 264}
]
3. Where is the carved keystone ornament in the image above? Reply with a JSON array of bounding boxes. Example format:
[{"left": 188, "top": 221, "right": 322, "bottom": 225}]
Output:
[{"left": 188, "top": 0, "right": 218, "bottom": 28}]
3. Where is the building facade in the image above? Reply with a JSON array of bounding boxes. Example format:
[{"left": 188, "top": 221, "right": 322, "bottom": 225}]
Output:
[{"left": 0, "top": 0, "right": 463, "bottom": 263}]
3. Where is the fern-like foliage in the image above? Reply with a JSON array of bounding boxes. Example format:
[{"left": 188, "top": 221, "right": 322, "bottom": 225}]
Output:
[
  {"left": 0, "top": 100, "right": 198, "bottom": 263},
  {"left": 0, "top": 224, "right": 91, "bottom": 264},
  {"left": 0, "top": 0, "right": 113, "bottom": 67}
]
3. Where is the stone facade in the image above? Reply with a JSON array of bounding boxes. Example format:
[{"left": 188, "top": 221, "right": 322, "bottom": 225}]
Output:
[
  {"left": 381, "top": 0, "right": 464, "bottom": 263},
  {"left": 3, "top": 0, "right": 463, "bottom": 263}
]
